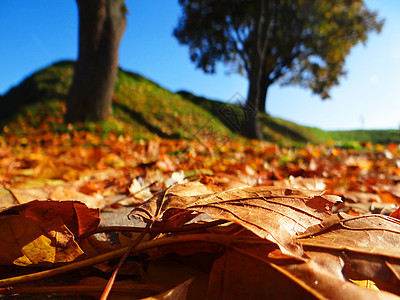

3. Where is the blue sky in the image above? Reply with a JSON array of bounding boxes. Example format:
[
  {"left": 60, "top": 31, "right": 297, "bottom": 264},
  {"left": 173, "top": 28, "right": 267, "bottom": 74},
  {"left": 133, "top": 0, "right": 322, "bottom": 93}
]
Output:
[{"left": 0, "top": 1, "right": 399, "bottom": 130}]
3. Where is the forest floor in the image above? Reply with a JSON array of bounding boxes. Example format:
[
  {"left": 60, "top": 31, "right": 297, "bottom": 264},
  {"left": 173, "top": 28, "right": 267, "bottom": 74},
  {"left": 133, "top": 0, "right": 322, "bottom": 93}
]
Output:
[
  {"left": 1, "top": 61, "right": 400, "bottom": 298},
  {"left": 0, "top": 130, "right": 400, "bottom": 299}
]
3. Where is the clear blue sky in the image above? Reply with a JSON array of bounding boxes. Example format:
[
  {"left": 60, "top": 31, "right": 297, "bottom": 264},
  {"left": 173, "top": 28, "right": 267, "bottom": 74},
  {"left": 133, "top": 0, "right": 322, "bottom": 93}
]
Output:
[{"left": 1, "top": 1, "right": 399, "bottom": 130}]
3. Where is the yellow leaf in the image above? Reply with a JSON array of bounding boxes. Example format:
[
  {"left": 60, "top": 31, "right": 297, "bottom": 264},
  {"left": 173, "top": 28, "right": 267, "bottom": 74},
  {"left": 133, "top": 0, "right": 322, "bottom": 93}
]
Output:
[
  {"left": 349, "top": 279, "right": 379, "bottom": 291},
  {"left": 14, "top": 235, "right": 55, "bottom": 266}
]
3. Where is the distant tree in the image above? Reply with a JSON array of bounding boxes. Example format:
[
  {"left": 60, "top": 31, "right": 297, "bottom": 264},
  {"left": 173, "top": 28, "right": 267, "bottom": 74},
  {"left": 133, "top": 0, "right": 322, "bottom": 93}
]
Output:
[
  {"left": 65, "top": 0, "right": 127, "bottom": 123},
  {"left": 174, "top": 0, "right": 384, "bottom": 139}
]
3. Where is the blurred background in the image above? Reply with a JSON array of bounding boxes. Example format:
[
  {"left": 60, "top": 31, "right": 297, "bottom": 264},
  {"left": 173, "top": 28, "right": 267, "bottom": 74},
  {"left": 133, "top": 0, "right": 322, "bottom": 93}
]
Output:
[{"left": 0, "top": 0, "right": 398, "bottom": 131}]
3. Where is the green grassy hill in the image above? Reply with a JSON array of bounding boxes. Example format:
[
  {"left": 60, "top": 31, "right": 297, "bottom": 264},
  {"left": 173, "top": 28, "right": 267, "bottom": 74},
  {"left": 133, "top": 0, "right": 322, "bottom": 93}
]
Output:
[
  {"left": 1, "top": 60, "right": 399, "bottom": 145},
  {"left": 0, "top": 61, "right": 234, "bottom": 142}
]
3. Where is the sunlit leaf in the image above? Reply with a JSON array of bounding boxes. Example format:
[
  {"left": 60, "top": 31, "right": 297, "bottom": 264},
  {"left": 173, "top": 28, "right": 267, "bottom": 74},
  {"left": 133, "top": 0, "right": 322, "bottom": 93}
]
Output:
[{"left": 131, "top": 182, "right": 339, "bottom": 258}]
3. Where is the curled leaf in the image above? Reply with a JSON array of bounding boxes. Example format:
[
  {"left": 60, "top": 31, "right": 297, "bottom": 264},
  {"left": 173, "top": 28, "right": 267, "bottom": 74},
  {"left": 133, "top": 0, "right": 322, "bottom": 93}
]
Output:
[{"left": 130, "top": 182, "right": 340, "bottom": 258}]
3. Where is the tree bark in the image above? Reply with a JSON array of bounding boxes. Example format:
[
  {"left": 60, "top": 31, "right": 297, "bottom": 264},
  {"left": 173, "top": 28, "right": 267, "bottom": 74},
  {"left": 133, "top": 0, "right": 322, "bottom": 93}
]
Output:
[
  {"left": 243, "top": 1, "right": 271, "bottom": 140},
  {"left": 65, "top": 0, "right": 127, "bottom": 123},
  {"left": 257, "top": 71, "right": 270, "bottom": 114},
  {"left": 243, "top": 61, "right": 263, "bottom": 140}
]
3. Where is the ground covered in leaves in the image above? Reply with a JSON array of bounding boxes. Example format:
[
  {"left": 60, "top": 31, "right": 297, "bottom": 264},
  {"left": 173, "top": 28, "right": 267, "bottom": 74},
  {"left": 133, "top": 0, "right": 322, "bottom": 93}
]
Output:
[{"left": 1, "top": 130, "right": 400, "bottom": 299}]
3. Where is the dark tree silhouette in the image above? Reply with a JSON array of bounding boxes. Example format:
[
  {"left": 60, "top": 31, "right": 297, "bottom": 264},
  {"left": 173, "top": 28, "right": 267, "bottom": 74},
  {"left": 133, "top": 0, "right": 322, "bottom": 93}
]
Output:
[
  {"left": 65, "top": 0, "right": 127, "bottom": 123},
  {"left": 175, "top": 0, "right": 384, "bottom": 139}
]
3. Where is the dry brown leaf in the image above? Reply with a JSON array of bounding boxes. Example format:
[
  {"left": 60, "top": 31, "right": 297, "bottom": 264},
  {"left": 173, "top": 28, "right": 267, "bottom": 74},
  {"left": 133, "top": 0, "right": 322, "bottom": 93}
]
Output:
[
  {"left": 206, "top": 229, "right": 400, "bottom": 299},
  {"left": 9, "top": 187, "right": 50, "bottom": 204},
  {"left": 49, "top": 186, "right": 105, "bottom": 208},
  {"left": 75, "top": 276, "right": 165, "bottom": 299},
  {"left": 141, "top": 278, "right": 194, "bottom": 300},
  {"left": 207, "top": 235, "right": 323, "bottom": 299},
  {"left": 299, "top": 213, "right": 400, "bottom": 258},
  {"left": 277, "top": 252, "right": 400, "bottom": 300},
  {"left": 274, "top": 175, "right": 327, "bottom": 191},
  {"left": 341, "top": 191, "right": 381, "bottom": 204},
  {"left": 131, "top": 182, "right": 339, "bottom": 258},
  {"left": 298, "top": 213, "right": 400, "bottom": 294}
]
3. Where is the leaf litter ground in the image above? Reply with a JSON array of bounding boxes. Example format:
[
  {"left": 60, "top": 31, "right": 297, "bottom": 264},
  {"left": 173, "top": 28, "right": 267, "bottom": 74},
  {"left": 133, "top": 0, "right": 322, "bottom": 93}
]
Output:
[{"left": 1, "top": 131, "right": 400, "bottom": 299}]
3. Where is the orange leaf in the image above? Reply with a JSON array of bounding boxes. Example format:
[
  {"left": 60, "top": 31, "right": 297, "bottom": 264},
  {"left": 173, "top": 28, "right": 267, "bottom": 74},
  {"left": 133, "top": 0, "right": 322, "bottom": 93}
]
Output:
[
  {"left": 390, "top": 207, "right": 400, "bottom": 220},
  {"left": 3, "top": 200, "right": 100, "bottom": 238},
  {"left": 0, "top": 215, "right": 83, "bottom": 266}
]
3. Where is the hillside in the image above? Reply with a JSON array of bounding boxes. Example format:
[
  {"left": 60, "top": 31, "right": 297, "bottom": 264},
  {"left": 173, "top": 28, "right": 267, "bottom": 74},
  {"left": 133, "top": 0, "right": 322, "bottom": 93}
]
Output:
[
  {"left": 0, "top": 61, "right": 234, "bottom": 142},
  {"left": 1, "top": 60, "right": 399, "bottom": 145}
]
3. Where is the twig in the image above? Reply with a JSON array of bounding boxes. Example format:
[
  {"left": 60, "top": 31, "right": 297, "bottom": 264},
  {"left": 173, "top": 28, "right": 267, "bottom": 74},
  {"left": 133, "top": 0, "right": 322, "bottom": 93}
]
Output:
[
  {"left": 3, "top": 186, "right": 20, "bottom": 204},
  {"left": 102, "top": 181, "right": 159, "bottom": 209},
  {"left": 0, "top": 234, "right": 230, "bottom": 288},
  {"left": 100, "top": 221, "right": 152, "bottom": 300},
  {"left": 0, "top": 283, "right": 164, "bottom": 296},
  {"left": 81, "top": 219, "right": 228, "bottom": 238}
]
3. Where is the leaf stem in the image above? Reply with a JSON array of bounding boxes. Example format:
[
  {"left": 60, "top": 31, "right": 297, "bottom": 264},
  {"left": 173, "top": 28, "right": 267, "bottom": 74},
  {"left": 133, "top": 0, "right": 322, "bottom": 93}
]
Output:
[
  {"left": 0, "top": 283, "right": 164, "bottom": 296},
  {"left": 81, "top": 219, "right": 227, "bottom": 238},
  {"left": 0, "top": 233, "right": 230, "bottom": 288},
  {"left": 100, "top": 221, "right": 152, "bottom": 300}
]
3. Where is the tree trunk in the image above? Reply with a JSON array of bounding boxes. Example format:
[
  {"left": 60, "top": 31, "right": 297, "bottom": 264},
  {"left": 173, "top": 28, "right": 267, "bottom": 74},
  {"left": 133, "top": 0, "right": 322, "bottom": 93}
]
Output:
[
  {"left": 243, "top": 1, "right": 271, "bottom": 140},
  {"left": 257, "top": 71, "right": 270, "bottom": 114},
  {"left": 243, "top": 62, "right": 263, "bottom": 140},
  {"left": 65, "top": 0, "right": 127, "bottom": 123}
]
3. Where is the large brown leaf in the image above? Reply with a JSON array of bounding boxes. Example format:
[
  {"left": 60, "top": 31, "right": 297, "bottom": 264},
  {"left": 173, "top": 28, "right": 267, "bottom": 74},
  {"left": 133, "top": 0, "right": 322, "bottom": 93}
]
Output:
[
  {"left": 130, "top": 182, "right": 339, "bottom": 258},
  {"left": 298, "top": 213, "right": 400, "bottom": 294},
  {"left": 299, "top": 213, "right": 400, "bottom": 257},
  {"left": 206, "top": 228, "right": 400, "bottom": 299}
]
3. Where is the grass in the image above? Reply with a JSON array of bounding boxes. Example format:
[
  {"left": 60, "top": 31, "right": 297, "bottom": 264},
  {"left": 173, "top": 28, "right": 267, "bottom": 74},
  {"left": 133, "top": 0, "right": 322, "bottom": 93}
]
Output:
[
  {"left": 0, "top": 61, "right": 234, "bottom": 142},
  {"left": 1, "top": 60, "right": 399, "bottom": 145}
]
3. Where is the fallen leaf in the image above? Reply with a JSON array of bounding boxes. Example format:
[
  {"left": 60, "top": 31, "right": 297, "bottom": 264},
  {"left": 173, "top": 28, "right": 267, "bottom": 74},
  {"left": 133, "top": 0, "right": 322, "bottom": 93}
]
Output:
[
  {"left": 298, "top": 213, "right": 400, "bottom": 294},
  {"left": 3, "top": 200, "right": 100, "bottom": 238},
  {"left": 141, "top": 278, "right": 193, "bottom": 300},
  {"left": 74, "top": 276, "right": 165, "bottom": 299},
  {"left": 207, "top": 236, "right": 322, "bottom": 299},
  {"left": 275, "top": 175, "right": 326, "bottom": 191},
  {"left": 48, "top": 185, "right": 105, "bottom": 208},
  {"left": 9, "top": 187, "right": 50, "bottom": 204},
  {"left": 131, "top": 182, "right": 340, "bottom": 258},
  {"left": 390, "top": 207, "right": 400, "bottom": 220},
  {"left": 0, "top": 215, "right": 83, "bottom": 266},
  {"left": 206, "top": 228, "right": 400, "bottom": 299},
  {"left": 0, "top": 200, "right": 100, "bottom": 266}
]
